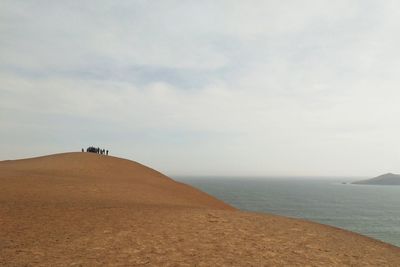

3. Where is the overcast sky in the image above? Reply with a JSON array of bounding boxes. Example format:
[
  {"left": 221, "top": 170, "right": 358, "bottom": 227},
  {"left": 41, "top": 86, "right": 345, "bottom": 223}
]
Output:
[{"left": 1, "top": 1, "right": 400, "bottom": 177}]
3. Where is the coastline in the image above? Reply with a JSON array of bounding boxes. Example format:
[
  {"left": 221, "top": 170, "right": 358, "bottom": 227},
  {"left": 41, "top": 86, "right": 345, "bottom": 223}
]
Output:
[
  {"left": 179, "top": 176, "right": 400, "bottom": 247},
  {"left": 1, "top": 153, "right": 399, "bottom": 266}
]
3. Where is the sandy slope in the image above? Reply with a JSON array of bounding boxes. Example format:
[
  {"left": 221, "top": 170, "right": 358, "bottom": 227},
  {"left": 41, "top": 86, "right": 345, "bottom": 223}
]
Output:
[{"left": 0, "top": 153, "right": 399, "bottom": 266}]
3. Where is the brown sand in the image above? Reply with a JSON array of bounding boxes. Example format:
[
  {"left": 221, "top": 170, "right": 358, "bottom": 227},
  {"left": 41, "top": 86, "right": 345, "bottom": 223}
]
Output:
[{"left": 0, "top": 153, "right": 399, "bottom": 266}]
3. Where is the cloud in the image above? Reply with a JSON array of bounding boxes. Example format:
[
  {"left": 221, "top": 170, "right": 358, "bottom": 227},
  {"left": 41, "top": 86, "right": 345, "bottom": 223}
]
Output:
[{"left": 1, "top": 1, "right": 400, "bottom": 176}]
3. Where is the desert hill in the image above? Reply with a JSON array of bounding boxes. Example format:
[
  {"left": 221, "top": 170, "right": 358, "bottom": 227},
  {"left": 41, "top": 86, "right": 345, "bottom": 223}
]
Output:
[
  {"left": 0, "top": 152, "right": 232, "bottom": 210},
  {"left": 353, "top": 173, "right": 400, "bottom": 185},
  {"left": 1, "top": 153, "right": 399, "bottom": 266}
]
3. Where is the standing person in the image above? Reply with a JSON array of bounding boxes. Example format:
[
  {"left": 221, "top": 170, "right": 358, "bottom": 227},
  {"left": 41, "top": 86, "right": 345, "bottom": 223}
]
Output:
[
  {"left": 81, "top": 148, "right": 84, "bottom": 152},
  {"left": 106, "top": 150, "right": 108, "bottom": 155}
]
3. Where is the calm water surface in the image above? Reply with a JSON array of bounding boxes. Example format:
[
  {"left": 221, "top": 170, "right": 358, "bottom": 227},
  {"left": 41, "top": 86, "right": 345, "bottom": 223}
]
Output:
[{"left": 175, "top": 177, "right": 400, "bottom": 247}]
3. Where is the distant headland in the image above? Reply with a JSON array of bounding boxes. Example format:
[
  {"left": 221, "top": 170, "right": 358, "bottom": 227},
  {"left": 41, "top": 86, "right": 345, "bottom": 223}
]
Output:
[{"left": 352, "top": 173, "right": 400, "bottom": 185}]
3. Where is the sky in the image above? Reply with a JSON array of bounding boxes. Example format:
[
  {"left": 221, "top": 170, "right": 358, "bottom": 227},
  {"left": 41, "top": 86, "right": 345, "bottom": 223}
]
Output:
[{"left": 1, "top": 1, "right": 400, "bottom": 177}]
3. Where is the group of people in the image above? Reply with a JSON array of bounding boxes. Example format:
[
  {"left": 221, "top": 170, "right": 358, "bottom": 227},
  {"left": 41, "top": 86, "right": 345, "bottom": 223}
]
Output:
[{"left": 82, "top": 146, "right": 109, "bottom": 155}]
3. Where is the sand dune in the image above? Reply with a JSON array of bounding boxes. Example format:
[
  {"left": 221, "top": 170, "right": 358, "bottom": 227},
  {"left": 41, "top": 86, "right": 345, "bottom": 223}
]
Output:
[{"left": 1, "top": 153, "right": 399, "bottom": 266}]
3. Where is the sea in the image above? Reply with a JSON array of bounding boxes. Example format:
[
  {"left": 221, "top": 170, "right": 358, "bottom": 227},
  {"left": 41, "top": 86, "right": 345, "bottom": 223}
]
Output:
[{"left": 174, "top": 177, "right": 400, "bottom": 247}]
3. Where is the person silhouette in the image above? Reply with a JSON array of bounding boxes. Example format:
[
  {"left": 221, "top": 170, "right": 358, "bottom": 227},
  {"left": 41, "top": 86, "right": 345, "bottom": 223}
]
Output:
[{"left": 106, "top": 150, "right": 108, "bottom": 155}]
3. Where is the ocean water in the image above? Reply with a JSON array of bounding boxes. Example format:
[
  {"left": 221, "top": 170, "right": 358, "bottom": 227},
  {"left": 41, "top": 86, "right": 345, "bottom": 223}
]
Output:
[{"left": 175, "top": 177, "right": 400, "bottom": 247}]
